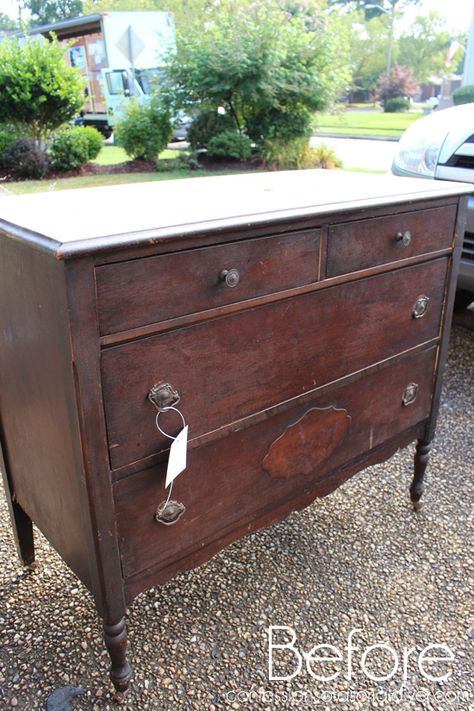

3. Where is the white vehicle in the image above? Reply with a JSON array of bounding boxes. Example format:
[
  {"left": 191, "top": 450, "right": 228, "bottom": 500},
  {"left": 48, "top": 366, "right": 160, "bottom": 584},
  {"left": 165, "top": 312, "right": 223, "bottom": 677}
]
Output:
[
  {"left": 392, "top": 103, "right": 474, "bottom": 309},
  {"left": 28, "top": 11, "right": 175, "bottom": 138}
]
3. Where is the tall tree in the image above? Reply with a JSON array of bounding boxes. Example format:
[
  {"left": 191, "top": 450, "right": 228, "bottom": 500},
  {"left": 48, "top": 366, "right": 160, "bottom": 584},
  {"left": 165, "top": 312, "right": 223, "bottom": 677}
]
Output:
[
  {"left": 328, "top": 0, "right": 420, "bottom": 20},
  {"left": 336, "top": 9, "right": 391, "bottom": 100},
  {"left": 398, "top": 12, "right": 453, "bottom": 83},
  {"left": 83, "top": 0, "right": 212, "bottom": 30},
  {"left": 0, "top": 12, "right": 18, "bottom": 33},
  {"left": 23, "top": 0, "right": 83, "bottom": 27}
]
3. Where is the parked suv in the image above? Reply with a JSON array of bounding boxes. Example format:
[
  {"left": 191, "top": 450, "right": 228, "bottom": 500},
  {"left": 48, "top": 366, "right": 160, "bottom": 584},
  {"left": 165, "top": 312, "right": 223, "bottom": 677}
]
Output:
[{"left": 392, "top": 104, "right": 474, "bottom": 309}]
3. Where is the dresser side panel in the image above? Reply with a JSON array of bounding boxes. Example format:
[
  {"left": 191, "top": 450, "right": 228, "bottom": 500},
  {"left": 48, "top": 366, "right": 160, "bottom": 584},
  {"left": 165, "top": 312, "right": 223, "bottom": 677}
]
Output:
[{"left": 0, "top": 237, "right": 97, "bottom": 592}]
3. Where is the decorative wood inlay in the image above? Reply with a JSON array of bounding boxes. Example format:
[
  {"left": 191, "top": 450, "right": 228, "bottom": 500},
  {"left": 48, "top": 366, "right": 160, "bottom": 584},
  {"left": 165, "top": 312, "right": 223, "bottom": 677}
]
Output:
[{"left": 262, "top": 406, "right": 352, "bottom": 480}]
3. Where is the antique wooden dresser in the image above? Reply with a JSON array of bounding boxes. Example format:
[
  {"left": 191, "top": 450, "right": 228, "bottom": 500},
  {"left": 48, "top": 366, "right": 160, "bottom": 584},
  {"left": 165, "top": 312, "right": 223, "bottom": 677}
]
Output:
[{"left": 0, "top": 170, "right": 470, "bottom": 691}]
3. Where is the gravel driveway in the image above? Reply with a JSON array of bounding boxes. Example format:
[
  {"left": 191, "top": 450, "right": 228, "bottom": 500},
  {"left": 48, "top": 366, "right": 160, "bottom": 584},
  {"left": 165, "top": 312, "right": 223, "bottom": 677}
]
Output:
[{"left": 0, "top": 319, "right": 473, "bottom": 710}]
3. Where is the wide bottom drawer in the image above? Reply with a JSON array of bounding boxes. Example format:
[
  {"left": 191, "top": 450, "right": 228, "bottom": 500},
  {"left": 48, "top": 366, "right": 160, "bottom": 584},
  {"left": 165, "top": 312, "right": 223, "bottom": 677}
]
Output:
[{"left": 114, "top": 346, "right": 436, "bottom": 582}]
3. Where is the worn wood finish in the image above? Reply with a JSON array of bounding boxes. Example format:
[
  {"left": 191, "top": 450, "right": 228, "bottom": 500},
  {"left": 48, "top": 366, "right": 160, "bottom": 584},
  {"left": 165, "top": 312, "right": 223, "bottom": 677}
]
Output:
[
  {"left": 114, "top": 345, "right": 437, "bottom": 580},
  {"left": 123, "top": 422, "right": 427, "bottom": 602},
  {"left": 327, "top": 205, "right": 457, "bottom": 276},
  {"left": 102, "top": 258, "right": 446, "bottom": 470},
  {"left": 0, "top": 171, "right": 469, "bottom": 693},
  {"left": 0, "top": 238, "right": 96, "bottom": 590},
  {"left": 96, "top": 230, "right": 320, "bottom": 334}
]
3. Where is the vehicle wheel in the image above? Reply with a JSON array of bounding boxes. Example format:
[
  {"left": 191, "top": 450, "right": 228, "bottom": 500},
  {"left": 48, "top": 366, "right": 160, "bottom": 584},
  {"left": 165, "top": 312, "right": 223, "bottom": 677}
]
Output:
[{"left": 454, "top": 289, "right": 474, "bottom": 311}]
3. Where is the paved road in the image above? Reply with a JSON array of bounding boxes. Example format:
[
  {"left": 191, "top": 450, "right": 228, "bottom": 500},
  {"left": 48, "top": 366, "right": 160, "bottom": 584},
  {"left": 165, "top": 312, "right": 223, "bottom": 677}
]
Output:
[{"left": 310, "top": 135, "right": 397, "bottom": 172}]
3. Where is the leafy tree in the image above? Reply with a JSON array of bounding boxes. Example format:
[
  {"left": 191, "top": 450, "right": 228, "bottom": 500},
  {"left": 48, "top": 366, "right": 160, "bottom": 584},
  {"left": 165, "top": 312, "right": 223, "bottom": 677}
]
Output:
[
  {"left": 335, "top": 9, "right": 391, "bottom": 100},
  {"left": 83, "top": 0, "right": 212, "bottom": 30},
  {"left": 398, "top": 12, "right": 452, "bottom": 84},
  {"left": 328, "top": 0, "right": 420, "bottom": 20},
  {"left": 0, "top": 12, "right": 18, "bottom": 33},
  {"left": 0, "top": 33, "right": 85, "bottom": 142},
  {"left": 23, "top": 0, "right": 83, "bottom": 26},
  {"left": 375, "top": 64, "right": 418, "bottom": 103},
  {"left": 162, "top": 0, "right": 350, "bottom": 144}
]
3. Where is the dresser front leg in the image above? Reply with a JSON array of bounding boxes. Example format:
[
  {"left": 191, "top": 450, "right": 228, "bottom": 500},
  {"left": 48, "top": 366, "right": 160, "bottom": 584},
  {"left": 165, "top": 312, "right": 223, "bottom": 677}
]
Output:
[
  {"left": 410, "top": 438, "right": 432, "bottom": 511},
  {"left": 103, "top": 616, "right": 132, "bottom": 694}
]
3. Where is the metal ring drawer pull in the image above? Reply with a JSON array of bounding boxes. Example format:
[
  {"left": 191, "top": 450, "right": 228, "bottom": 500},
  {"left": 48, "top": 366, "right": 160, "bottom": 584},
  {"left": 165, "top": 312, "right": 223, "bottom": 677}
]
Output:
[
  {"left": 412, "top": 295, "right": 430, "bottom": 319},
  {"left": 219, "top": 268, "right": 240, "bottom": 288},
  {"left": 397, "top": 230, "right": 411, "bottom": 247},
  {"left": 402, "top": 382, "right": 419, "bottom": 406}
]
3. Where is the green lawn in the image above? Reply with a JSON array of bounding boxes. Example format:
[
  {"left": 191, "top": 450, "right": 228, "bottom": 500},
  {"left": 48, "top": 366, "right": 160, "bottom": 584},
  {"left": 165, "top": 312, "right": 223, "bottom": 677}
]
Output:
[
  {"left": 2, "top": 166, "right": 386, "bottom": 195},
  {"left": 314, "top": 110, "right": 423, "bottom": 138},
  {"left": 2, "top": 168, "right": 255, "bottom": 195},
  {"left": 93, "top": 144, "right": 183, "bottom": 165}
]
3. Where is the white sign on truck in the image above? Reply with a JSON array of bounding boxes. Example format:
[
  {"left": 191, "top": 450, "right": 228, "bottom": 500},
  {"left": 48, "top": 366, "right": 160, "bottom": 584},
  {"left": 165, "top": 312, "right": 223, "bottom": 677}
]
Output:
[{"left": 27, "top": 11, "right": 175, "bottom": 137}]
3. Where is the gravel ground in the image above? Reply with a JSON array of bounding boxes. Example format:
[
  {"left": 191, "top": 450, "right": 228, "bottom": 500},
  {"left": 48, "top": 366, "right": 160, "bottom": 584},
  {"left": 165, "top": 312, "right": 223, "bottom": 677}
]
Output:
[{"left": 0, "top": 319, "right": 473, "bottom": 711}]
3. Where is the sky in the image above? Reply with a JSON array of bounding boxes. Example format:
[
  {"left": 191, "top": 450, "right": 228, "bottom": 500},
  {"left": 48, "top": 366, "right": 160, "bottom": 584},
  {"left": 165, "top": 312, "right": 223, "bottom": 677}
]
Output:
[{"left": 0, "top": 0, "right": 473, "bottom": 33}]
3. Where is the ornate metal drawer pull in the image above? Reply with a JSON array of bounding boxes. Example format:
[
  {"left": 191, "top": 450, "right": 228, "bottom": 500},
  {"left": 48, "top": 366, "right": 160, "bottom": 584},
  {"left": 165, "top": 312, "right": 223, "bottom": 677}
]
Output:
[
  {"left": 148, "top": 382, "right": 180, "bottom": 411},
  {"left": 402, "top": 382, "right": 419, "bottom": 406},
  {"left": 396, "top": 230, "right": 412, "bottom": 247},
  {"left": 219, "top": 268, "right": 240, "bottom": 288},
  {"left": 412, "top": 295, "right": 430, "bottom": 319},
  {"left": 155, "top": 500, "right": 186, "bottom": 526}
]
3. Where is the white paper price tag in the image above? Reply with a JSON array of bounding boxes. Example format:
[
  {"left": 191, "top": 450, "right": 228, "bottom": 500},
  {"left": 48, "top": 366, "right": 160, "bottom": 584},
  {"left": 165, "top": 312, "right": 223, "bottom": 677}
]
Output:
[{"left": 165, "top": 425, "right": 188, "bottom": 488}]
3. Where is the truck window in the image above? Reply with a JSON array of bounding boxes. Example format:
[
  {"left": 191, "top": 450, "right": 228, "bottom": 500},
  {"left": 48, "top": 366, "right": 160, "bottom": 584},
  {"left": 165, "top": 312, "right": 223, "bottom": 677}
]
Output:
[
  {"left": 106, "top": 71, "right": 127, "bottom": 95},
  {"left": 135, "top": 68, "right": 163, "bottom": 95}
]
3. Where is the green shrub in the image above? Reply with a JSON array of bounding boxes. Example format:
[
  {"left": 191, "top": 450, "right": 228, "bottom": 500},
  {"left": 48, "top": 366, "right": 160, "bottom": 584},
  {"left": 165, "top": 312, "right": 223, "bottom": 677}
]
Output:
[
  {"left": 384, "top": 96, "right": 410, "bottom": 113},
  {"left": 0, "top": 33, "right": 85, "bottom": 143},
  {"left": 261, "top": 138, "right": 342, "bottom": 170},
  {"left": 80, "top": 126, "right": 104, "bottom": 159},
  {"left": 260, "top": 137, "right": 307, "bottom": 169},
  {"left": 156, "top": 153, "right": 200, "bottom": 172},
  {"left": 0, "top": 125, "right": 18, "bottom": 168},
  {"left": 452, "top": 85, "right": 474, "bottom": 106},
  {"left": 114, "top": 99, "right": 172, "bottom": 160},
  {"left": 246, "top": 107, "right": 312, "bottom": 145},
  {"left": 207, "top": 131, "right": 252, "bottom": 161},
  {"left": 48, "top": 128, "right": 89, "bottom": 171},
  {"left": 186, "top": 110, "right": 234, "bottom": 150},
  {"left": 2, "top": 139, "right": 48, "bottom": 179},
  {"left": 301, "top": 143, "right": 343, "bottom": 169}
]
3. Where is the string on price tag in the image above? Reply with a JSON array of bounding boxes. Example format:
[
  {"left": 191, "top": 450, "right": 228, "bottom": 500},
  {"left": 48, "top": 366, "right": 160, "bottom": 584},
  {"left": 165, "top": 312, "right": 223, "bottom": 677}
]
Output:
[{"left": 155, "top": 405, "right": 188, "bottom": 506}]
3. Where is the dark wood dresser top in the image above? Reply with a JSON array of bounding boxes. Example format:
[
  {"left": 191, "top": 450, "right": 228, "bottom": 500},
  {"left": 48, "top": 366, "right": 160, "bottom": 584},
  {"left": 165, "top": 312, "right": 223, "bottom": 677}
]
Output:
[{"left": 0, "top": 170, "right": 471, "bottom": 257}]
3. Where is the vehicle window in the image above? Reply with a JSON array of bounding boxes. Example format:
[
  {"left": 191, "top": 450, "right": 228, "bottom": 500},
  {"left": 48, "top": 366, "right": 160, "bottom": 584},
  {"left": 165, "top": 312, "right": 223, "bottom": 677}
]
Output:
[
  {"left": 135, "top": 68, "right": 164, "bottom": 95},
  {"left": 106, "top": 71, "right": 126, "bottom": 95}
]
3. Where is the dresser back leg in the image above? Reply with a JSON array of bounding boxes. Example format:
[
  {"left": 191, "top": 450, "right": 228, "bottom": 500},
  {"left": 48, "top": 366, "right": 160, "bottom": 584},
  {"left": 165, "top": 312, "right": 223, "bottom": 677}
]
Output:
[
  {"left": 410, "top": 438, "right": 432, "bottom": 511},
  {"left": 10, "top": 500, "right": 35, "bottom": 567},
  {"left": 103, "top": 617, "right": 132, "bottom": 694},
  {"left": 1, "top": 440, "right": 35, "bottom": 567}
]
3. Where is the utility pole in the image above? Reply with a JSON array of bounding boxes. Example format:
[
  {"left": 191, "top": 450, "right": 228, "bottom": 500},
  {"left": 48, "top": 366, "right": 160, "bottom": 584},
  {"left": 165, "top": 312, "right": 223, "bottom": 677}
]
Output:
[
  {"left": 366, "top": 1, "right": 396, "bottom": 75},
  {"left": 386, "top": 1, "right": 395, "bottom": 74}
]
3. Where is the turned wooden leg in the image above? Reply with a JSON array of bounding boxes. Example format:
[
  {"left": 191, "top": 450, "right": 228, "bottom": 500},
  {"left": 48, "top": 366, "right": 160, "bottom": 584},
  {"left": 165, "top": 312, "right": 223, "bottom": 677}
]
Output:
[
  {"left": 410, "top": 438, "right": 432, "bottom": 511},
  {"left": 103, "top": 617, "right": 131, "bottom": 694}
]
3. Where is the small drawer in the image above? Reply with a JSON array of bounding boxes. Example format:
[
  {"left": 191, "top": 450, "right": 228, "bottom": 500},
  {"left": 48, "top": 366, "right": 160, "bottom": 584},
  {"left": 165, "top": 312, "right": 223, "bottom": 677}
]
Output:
[
  {"left": 327, "top": 205, "right": 456, "bottom": 277},
  {"left": 113, "top": 346, "right": 437, "bottom": 581},
  {"left": 96, "top": 230, "right": 320, "bottom": 335},
  {"left": 101, "top": 258, "right": 447, "bottom": 470}
]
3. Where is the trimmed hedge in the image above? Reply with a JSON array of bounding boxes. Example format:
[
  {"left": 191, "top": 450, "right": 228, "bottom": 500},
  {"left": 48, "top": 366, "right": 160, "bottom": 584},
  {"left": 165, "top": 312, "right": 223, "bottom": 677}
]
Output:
[
  {"left": 452, "top": 85, "right": 474, "bottom": 106},
  {"left": 207, "top": 131, "right": 252, "bottom": 161}
]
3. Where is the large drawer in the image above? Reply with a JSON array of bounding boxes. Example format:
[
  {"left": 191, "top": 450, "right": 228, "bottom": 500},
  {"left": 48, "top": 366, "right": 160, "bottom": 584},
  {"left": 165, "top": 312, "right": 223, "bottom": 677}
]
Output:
[
  {"left": 113, "top": 346, "right": 437, "bottom": 580},
  {"left": 101, "top": 258, "right": 447, "bottom": 470},
  {"left": 96, "top": 229, "right": 320, "bottom": 335},
  {"left": 327, "top": 205, "right": 456, "bottom": 277}
]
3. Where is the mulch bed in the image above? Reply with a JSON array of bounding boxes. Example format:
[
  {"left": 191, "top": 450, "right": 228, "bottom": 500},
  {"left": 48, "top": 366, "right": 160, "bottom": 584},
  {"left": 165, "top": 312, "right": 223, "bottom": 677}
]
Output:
[{"left": 0, "top": 156, "right": 264, "bottom": 183}]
